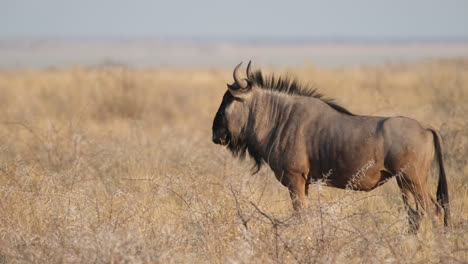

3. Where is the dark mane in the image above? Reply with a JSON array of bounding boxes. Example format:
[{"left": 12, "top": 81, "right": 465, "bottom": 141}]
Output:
[{"left": 248, "top": 70, "right": 354, "bottom": 116}]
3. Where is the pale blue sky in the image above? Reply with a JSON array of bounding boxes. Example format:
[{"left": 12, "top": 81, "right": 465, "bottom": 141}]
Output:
[{"left": 1, "top": 0, "right": 467, "bottom": 39}]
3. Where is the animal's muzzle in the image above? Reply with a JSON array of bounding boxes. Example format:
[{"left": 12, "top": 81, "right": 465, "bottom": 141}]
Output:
[
  {"left": 212, "top": 134, "right": 228, "bottom": 145},
  {"left": 212, "top": 134, "right": 221, "bottom": 144}
]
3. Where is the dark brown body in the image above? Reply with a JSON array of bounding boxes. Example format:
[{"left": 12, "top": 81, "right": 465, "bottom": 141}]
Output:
[{"left": 212, "top": 62, "right": 450, "bottom": 233}]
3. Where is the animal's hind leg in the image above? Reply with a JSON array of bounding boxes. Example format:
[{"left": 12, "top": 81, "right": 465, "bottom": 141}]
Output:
[
  {"left": 411, "top": 184, "right": 445, "bottom": 228},
  {"left": 429, "top": 195, "right": 445, "bottom": 227},
  {"left": 396, "top": 173, "right": 444, "bottom": 233},
  {"left": 396, "top": 175, "right": 422, "bottom": 233}
]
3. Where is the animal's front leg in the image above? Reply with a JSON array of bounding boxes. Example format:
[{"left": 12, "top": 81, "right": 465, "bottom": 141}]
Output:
[{"left": 286, "top": 173, "right": 308, "bottom": 211}]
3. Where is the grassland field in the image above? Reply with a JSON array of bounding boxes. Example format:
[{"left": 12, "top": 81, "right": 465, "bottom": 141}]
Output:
[{"left": 0, "top": 59, "right": 467, "bottom": 263}]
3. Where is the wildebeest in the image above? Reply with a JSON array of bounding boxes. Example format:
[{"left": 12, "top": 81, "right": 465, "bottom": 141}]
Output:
[{"left": 212, "top": 61, "right": 450, "bottom": 232}]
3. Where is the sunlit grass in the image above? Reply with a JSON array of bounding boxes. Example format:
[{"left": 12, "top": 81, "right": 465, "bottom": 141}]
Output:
[{"left": 0, "top": 59, "right": 467, "bottom": 263}]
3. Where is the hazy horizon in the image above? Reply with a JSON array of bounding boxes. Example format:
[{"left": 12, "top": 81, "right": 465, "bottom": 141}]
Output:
[
  {"left": 1, "top": 39, "right": 468, "bottom": 69},
  {"left": 2, "top": 1, "right": 468, "bottom": 68}
]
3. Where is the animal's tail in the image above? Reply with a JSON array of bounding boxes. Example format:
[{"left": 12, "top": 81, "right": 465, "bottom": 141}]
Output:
[{"left": 428, "top": 128, "right": 450, "bottom": 227}]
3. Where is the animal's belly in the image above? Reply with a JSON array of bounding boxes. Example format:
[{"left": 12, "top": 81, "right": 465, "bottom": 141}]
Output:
[{"left": 312, "top": 169, "right": 390, "bottom": 191}]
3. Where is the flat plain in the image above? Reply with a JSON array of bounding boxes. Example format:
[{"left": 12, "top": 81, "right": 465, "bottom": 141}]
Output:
[{"left": 0, "top": 59, "right": 467, "bottom": 263}]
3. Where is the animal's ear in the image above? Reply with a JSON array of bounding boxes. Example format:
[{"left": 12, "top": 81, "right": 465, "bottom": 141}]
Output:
[{"left": 227, "top": 83, "right": 250, "bottom": 98}]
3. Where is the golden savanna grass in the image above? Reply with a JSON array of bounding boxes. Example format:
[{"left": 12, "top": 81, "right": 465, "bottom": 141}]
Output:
[{"left": 0, "top": 59, "right": 467, "bottom": 263}]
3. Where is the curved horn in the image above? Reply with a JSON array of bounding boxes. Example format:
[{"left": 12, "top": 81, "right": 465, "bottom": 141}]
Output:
[
  {"left": 246, "top": 60, "right": 252, "bottom": 78},
  {"left": 233, "top": 62, "right": 248, "bottom": 89}
]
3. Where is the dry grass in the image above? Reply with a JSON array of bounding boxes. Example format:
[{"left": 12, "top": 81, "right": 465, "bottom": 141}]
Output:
[{"left": 0, "top": 59, "right": 467, "bottom": 263}]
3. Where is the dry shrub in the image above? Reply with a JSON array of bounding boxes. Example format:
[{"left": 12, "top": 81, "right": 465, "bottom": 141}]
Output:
[
  {"left": 0, "top": 59, "right": 467, "bottom": 263},
  {"left": 91, "top": 68, "right": 146, "bottom": 120}
]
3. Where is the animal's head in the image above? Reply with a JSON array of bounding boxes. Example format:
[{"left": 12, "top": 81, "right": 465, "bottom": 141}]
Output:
[{"left": 212, "top": 61, "right": 254, "bottom": 148}]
